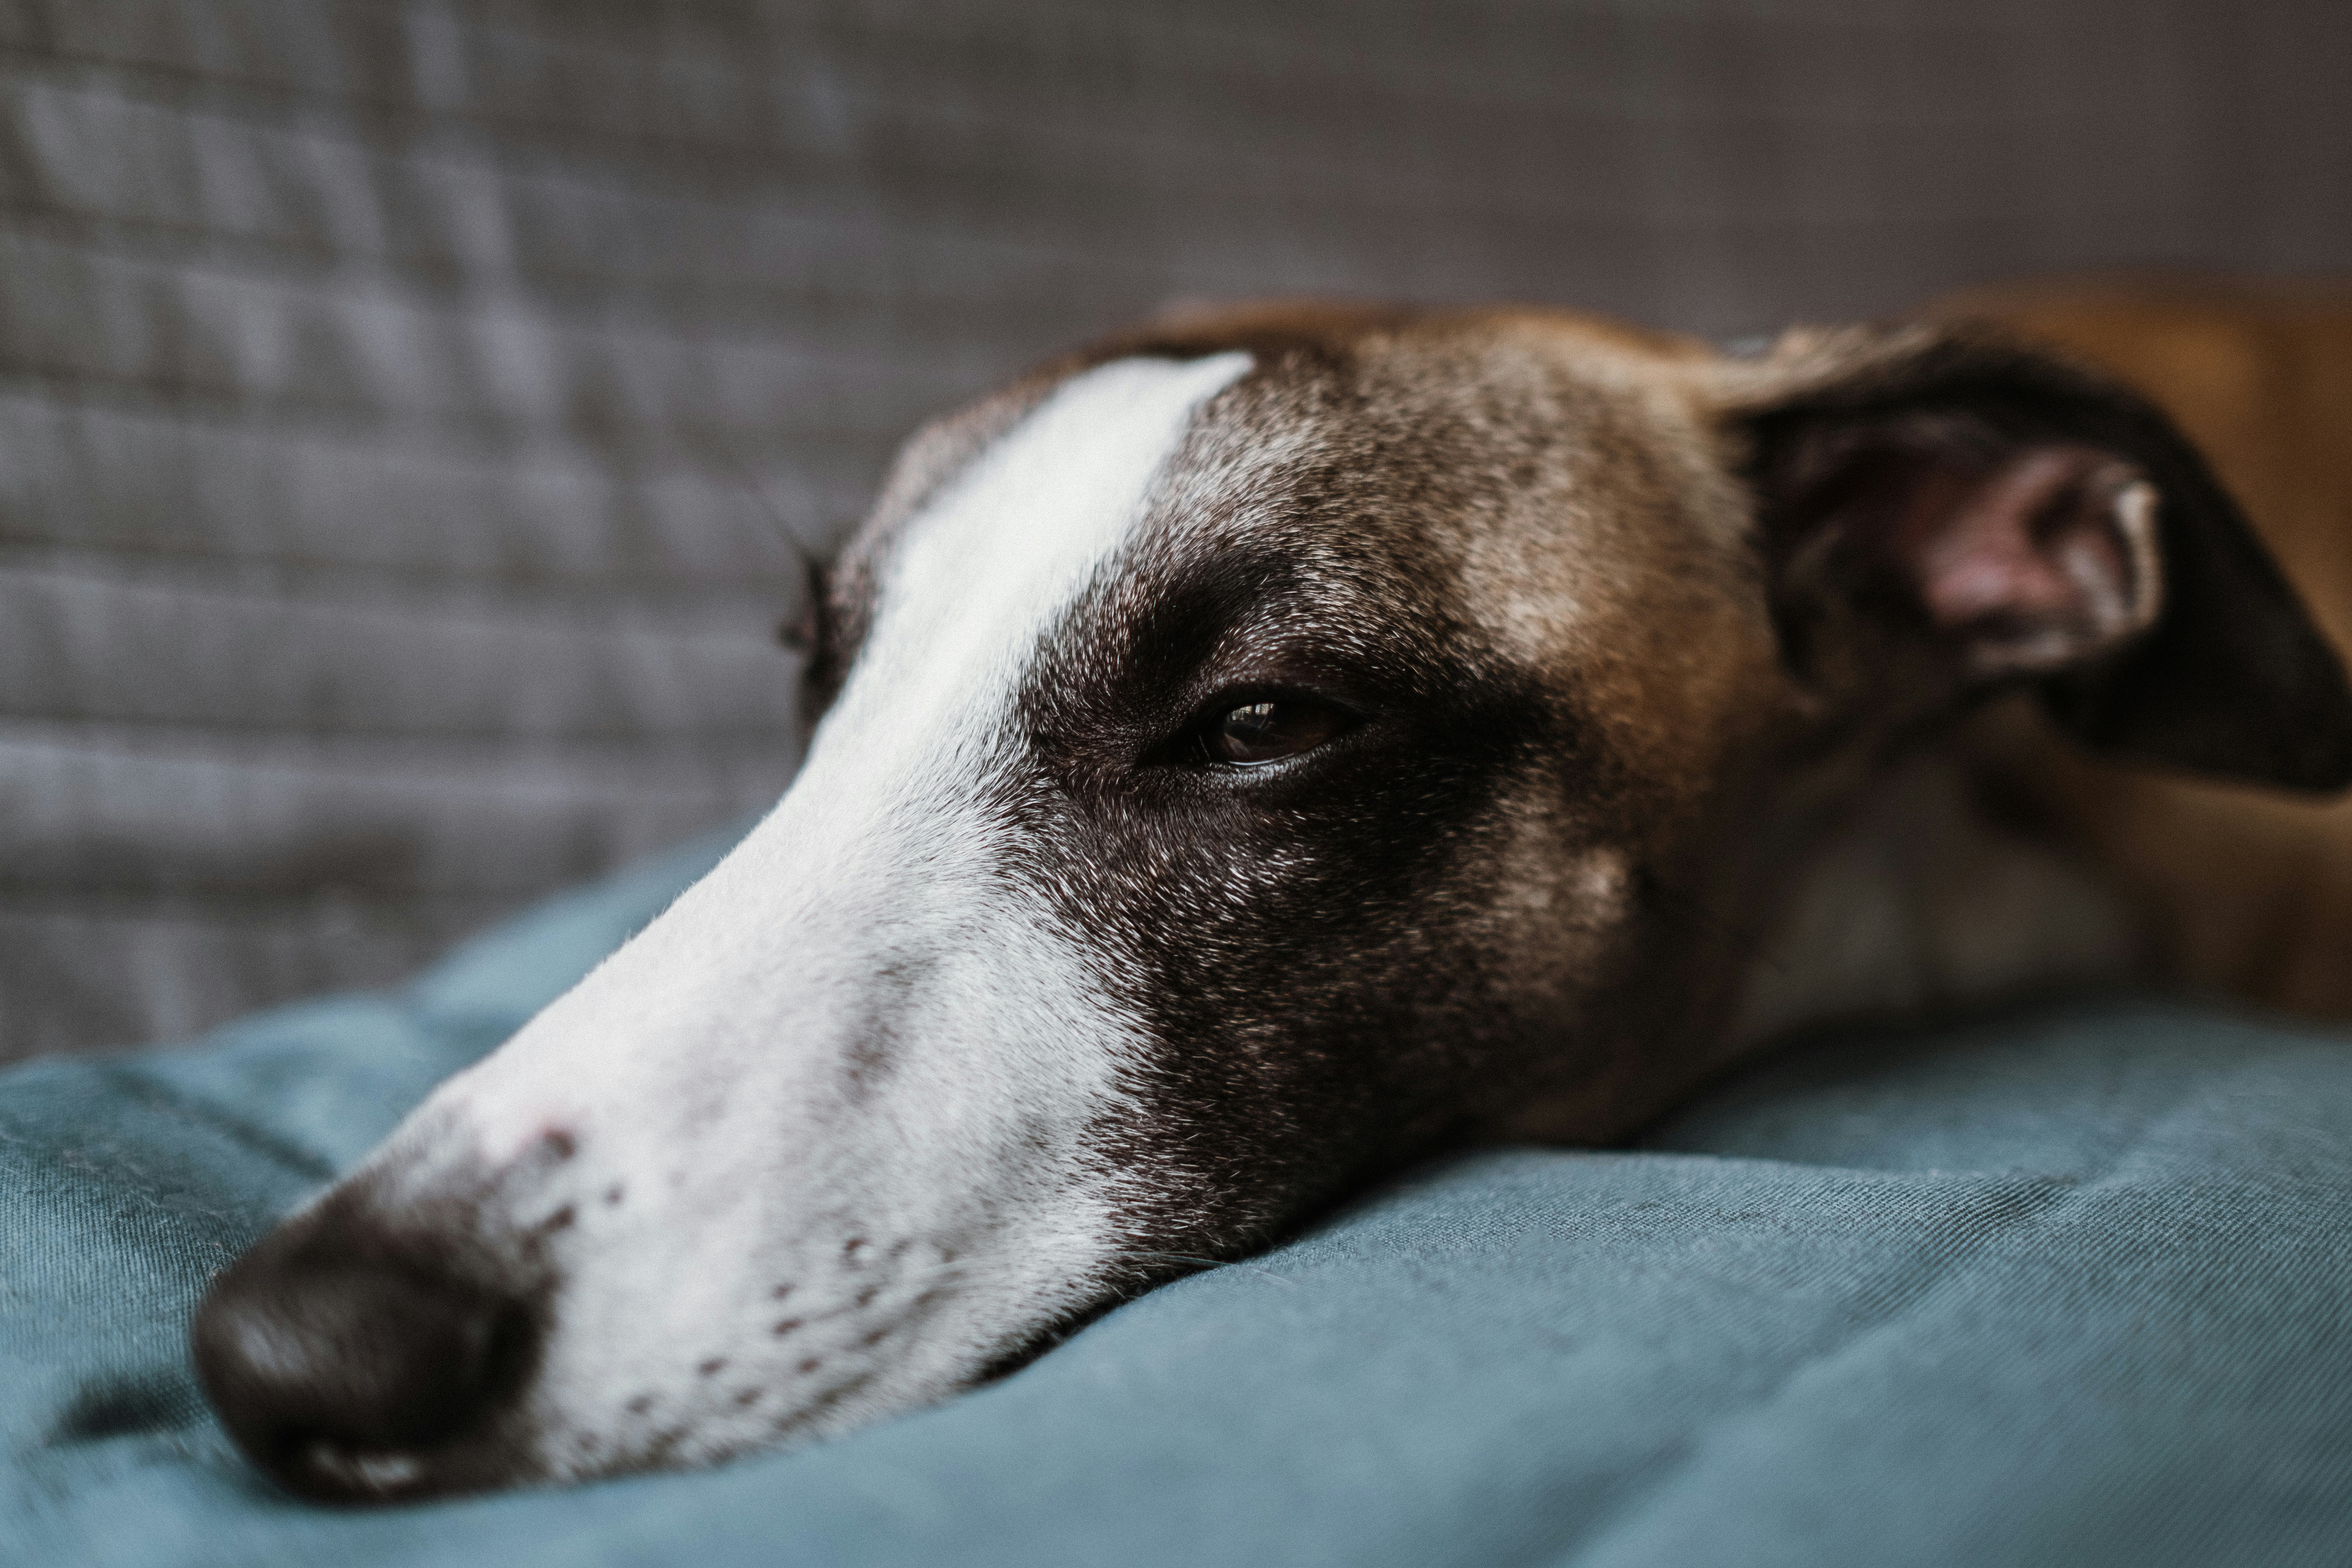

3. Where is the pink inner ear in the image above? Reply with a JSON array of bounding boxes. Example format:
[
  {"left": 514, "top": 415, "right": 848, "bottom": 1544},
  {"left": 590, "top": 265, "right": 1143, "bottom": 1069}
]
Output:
[{"left": 1890, "top": 445, "right": 2158, "bottom": 674}]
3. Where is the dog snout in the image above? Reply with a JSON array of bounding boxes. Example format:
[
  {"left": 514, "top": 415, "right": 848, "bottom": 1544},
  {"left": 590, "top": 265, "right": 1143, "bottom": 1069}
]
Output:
[{"left": 190, "top": 1212, "right": 538, "bottom": 1502}]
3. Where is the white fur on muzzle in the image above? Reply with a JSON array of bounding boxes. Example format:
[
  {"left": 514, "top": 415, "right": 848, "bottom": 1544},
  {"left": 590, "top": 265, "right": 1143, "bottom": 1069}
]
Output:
[{"left": 192, "top": 352, "right": 1253, "bottom": 1497}]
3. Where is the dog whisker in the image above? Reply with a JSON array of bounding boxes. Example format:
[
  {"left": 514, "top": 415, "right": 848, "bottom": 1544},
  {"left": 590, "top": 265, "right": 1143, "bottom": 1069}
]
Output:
[{"left": 691, "top": 436, "right": 828, "bottom": 576}]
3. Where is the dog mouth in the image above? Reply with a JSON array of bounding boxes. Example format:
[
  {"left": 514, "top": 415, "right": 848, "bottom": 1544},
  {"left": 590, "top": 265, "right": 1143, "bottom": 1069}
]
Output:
[{"left": 188, "top": 1135, "right": 1135, "bottom": 1502}]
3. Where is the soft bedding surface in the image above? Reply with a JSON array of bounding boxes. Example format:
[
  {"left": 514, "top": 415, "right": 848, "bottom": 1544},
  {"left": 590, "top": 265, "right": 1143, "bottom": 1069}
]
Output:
[{"left": 7, "top": 830, "right": 2352, "bottom": 1568}]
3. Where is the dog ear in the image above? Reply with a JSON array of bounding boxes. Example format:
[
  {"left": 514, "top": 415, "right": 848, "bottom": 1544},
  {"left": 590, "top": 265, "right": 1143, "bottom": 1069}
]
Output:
[{"left": 1720, "top": 323, "right": 2352, "bottom": 792}]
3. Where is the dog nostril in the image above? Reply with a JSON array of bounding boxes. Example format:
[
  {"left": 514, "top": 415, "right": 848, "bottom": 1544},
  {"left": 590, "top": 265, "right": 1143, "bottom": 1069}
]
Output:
[{"left": 191, "top": 1237, "right": 532, "bottom": 1501}]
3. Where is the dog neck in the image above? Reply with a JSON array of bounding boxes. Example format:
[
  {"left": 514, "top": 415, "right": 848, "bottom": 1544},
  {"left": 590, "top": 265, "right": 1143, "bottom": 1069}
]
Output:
[
  {"left": 1724, "top": 731, "right": 2146, "bottom": 1056},
  {"left": 1482, "top": 714, "right": 2145, "bottom": 1150}
]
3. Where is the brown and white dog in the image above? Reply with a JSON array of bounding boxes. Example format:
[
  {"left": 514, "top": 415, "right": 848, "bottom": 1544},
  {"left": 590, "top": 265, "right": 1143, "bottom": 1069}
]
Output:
[{"left": 191, "top": 292, "right": 2352, "bottom": 1502}]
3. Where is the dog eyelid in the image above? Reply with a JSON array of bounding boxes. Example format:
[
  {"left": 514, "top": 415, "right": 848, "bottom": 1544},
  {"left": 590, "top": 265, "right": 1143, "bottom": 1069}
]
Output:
[{"left": 1194, "top": 693, "right": 1357, "bottom": 767}]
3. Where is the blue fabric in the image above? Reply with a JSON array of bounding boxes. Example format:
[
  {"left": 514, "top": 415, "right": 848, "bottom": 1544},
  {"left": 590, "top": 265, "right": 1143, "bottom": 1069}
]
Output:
[{"left": 9, "top": 830, "right": 2352, "bottom": 1567}]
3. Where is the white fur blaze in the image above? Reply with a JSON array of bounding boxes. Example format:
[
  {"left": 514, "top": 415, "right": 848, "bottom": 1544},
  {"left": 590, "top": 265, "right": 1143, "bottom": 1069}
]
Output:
[{"left": 343, "top": 352, "right": 1253, "bottom": 1476}]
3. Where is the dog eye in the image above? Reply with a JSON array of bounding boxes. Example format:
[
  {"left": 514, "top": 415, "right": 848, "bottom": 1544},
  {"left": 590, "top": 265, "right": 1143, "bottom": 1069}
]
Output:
[{"left": 1202, "top": 698, "right": 1352, "bottom": 766}]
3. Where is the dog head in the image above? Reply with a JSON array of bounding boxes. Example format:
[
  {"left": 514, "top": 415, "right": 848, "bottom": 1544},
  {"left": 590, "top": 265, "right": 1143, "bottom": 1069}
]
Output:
[{"left": 191, "top": 303, "right": 2352, "bottom": 1499}]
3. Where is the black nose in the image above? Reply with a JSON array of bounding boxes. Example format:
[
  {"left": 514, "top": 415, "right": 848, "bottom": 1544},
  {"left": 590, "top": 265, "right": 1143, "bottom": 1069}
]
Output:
[{"left": 190, "top": 1220, "right": 534, "bottom": 1501}]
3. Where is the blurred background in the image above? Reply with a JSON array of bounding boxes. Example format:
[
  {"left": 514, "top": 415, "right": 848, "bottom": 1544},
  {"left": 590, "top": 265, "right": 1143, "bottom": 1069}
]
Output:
[{"left": 4, "top": 0, "right": 2349, "bottom": 1061}]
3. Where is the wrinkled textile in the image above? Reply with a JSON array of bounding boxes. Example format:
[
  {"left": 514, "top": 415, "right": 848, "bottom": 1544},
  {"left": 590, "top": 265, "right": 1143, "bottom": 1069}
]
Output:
[{"left": 6, "top": 833, "right": 2352, "bottom": 1567}]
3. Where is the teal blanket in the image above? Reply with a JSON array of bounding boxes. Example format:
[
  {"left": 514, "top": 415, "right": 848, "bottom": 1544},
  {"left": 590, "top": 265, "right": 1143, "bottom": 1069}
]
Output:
[{"left": 9, "top": 829, "right": 2352, "bottom": 1566}]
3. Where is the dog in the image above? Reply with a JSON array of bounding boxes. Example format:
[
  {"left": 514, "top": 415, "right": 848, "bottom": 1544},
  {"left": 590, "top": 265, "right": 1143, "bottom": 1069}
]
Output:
[{"left": 190, "top": 293, "right": 2352, "bottom": 1502}]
